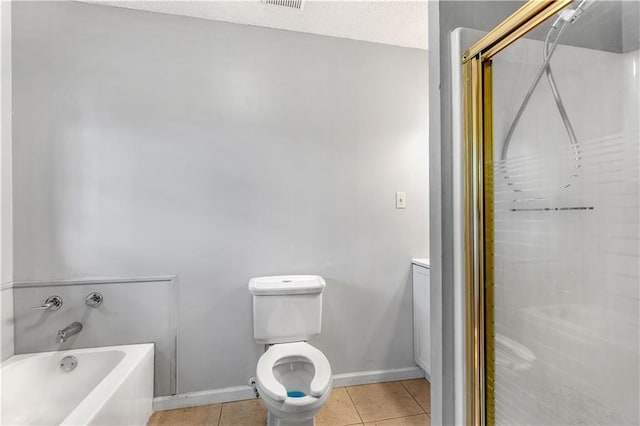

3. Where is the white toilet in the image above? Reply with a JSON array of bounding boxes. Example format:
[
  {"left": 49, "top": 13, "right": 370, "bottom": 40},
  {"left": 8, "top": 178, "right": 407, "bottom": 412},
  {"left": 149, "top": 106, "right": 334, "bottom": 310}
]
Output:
[{"left": 249, "top": 275, "right": 332, "bottom": 426}]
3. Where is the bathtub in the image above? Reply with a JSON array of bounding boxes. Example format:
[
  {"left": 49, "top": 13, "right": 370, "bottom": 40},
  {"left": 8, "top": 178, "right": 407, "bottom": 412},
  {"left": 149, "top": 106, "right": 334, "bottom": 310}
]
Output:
[{"left": 0, "top": 343, "right": 154, "bottom": 425}]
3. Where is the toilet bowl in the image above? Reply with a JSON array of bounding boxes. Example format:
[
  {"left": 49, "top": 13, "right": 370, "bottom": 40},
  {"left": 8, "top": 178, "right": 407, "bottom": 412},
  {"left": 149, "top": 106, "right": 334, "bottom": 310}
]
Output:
[{"left": 256, "top": 342, "right": 332, "bottom": 426}]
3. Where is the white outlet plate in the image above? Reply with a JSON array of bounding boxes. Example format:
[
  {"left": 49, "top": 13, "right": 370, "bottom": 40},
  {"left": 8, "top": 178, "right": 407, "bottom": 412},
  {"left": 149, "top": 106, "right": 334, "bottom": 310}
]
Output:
[{"left": 396, "top": 192, "right": 406, "bottom": 209}]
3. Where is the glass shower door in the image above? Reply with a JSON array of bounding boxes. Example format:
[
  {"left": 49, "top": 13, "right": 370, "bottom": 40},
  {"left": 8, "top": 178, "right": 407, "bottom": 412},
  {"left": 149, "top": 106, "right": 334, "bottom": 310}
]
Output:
[{"left": 489, "top": 1, "right": 639, "bottom": 424}]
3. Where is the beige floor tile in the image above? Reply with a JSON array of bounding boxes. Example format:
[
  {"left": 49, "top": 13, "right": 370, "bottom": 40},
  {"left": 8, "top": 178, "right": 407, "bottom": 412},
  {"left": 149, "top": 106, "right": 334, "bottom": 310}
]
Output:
[
  {"left": 219, "top": 399, "right": 267, "bottom": 426},
  {"left": 400, "top": 379, "right": 431, "bottom": 413},
  {"left": 363, "top": 413, "right": 430, "bottom": 426},
  {"left": 147, "top": 404, "right": 221, "bottom": 426},
  {"left": 346, "top": 382, "right": 424, "bottom": 422},
  {"left": 316, "top": 387, "right": 363, "bottom": 426}
]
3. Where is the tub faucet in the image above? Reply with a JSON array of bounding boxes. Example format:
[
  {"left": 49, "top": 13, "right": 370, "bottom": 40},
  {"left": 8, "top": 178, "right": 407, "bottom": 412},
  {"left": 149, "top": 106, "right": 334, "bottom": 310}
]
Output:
[{"left": 56, "top": 322, "right": 83, "bottom": 343}]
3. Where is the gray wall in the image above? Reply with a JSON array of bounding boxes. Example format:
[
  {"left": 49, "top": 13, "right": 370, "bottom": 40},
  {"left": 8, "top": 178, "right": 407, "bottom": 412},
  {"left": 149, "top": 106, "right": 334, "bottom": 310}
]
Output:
[
  {"left": 1, "top": 1, "right": 13, "bottom": 362},
  {"left": 622, "top": 0, "right": 640, "bottom": 53},
  {"left": 0, "top": 288, "right": 12, "bottom": 361},
  {"left": 12, "top": 1, "right": 429, "bottom": 394}
]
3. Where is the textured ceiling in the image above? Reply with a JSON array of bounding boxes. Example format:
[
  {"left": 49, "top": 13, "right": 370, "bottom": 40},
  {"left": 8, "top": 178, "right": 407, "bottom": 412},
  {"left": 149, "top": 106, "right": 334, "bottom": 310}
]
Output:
[{"left": 90, "top": 0, "right": 428, "bottom": 50}]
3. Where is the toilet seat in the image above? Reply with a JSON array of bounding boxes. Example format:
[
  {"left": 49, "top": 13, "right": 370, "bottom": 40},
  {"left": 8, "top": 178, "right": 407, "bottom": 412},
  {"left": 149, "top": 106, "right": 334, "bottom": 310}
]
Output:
[{"left": 257, "top": 342, "right": 332, "bottom": 402}]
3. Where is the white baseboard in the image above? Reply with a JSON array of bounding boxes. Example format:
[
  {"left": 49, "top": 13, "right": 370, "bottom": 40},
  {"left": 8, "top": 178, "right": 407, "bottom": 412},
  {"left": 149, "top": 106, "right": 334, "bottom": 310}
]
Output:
[
  {"left": 153, "top": 366, "right": 426, "bottom": 412},
  {"left": 332, "top": 366, "right": 425, "bottom": 388},
  {"left": 153, "top": 385, "right": 256, "bottom": 412}
]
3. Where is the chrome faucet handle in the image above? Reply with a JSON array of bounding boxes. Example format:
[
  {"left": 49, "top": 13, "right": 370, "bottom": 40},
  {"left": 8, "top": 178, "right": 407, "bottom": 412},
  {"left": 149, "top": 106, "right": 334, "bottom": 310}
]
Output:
[
  {"left": 32, "top": 296, "right": 63, "bottom": 311},
  {"left": 85, "top": 292, "right": 103, "bottom": 307}
]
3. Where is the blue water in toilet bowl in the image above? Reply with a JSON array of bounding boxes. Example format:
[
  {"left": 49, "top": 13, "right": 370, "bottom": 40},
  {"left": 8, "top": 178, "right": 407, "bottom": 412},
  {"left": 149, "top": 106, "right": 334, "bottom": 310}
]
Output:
[{"left": 287, "top": 391, "right": 306, "bottom": 398}]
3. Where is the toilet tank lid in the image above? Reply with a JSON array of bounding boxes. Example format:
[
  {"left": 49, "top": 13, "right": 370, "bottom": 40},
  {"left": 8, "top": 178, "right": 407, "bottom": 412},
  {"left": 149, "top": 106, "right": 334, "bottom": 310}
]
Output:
[{"left": 248, "top": 275, "right": 326, "bottom": 295}]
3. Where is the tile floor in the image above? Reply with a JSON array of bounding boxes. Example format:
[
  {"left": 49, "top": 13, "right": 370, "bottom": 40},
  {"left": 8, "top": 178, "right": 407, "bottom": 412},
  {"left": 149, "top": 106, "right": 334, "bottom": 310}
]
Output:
[{"left": 148, "top": 379, "right": 431, "bottom": 426}]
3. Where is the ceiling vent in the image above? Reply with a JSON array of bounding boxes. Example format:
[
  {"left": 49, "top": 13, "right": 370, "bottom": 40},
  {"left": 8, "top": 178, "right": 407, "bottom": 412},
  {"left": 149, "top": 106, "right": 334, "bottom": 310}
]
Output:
[{"left": 262, "top": 0, "right": 304, "bottom": 11}]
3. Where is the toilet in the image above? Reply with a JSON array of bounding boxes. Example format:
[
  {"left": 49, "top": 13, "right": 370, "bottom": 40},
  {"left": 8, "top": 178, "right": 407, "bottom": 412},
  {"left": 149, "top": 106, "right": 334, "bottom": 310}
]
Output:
[{"left": 249, "top": 275, "right": 332, "bottom": 426}]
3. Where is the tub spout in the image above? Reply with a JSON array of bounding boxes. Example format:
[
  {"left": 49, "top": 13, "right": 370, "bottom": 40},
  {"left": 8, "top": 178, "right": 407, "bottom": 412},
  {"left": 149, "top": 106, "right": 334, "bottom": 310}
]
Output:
[{"left": 56, "top": 322, "right": 83, "bottom": 343}]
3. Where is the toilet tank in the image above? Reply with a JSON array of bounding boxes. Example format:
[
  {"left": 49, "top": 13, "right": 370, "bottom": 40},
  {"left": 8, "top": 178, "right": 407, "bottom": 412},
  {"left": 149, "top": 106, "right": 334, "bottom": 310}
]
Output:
[{"left": 249, "top": 275, "right": 326, "bottom": 344}]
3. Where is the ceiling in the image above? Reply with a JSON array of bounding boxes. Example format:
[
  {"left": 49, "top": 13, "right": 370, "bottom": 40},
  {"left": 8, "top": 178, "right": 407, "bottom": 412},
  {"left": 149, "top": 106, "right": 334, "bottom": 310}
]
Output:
[{"left": 91, "top": 0, "right": 429, "bottom": 50}]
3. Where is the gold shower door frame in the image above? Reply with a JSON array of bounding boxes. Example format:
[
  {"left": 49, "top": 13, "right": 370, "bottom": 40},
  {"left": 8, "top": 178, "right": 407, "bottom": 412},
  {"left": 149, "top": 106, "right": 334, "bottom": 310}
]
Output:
[{"left": 461, "top": 1, "right": 573, "bottom": 425}]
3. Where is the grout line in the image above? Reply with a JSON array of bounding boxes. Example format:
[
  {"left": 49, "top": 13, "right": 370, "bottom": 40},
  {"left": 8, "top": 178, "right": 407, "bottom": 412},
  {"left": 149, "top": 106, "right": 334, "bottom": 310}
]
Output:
[
  {"left": 364, "top": 413, "right": 428, "bottom": 424},
  {"left": 399, "top": 380, "right": 427, "bottom": 415},
  {"left": 216, "top": 402, "right": 223, "bottom": 426},
  {"left": 345, "top": 386, "right": 365, "bottom": 425},
  {"left": 218, "top": 402, "right": 227, "bottom": 426}
]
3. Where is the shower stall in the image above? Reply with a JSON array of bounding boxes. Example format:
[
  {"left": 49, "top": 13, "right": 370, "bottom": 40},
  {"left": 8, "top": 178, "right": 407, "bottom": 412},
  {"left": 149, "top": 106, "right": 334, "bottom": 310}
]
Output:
[{"left": 459, "top": 0, "right": 640, "bottom": 424}]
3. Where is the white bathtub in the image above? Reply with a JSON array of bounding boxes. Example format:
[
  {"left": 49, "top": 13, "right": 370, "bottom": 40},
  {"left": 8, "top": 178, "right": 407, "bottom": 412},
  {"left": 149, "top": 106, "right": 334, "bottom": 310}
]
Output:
[{"left": 0, "top": 343, "right": 154, "bottom": 425}]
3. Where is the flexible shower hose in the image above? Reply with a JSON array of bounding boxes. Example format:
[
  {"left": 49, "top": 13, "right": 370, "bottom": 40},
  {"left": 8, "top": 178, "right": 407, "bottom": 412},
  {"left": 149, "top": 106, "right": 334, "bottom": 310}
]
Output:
[{"left": 500, "top": 16, "right": 582, "bottom": 189}]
